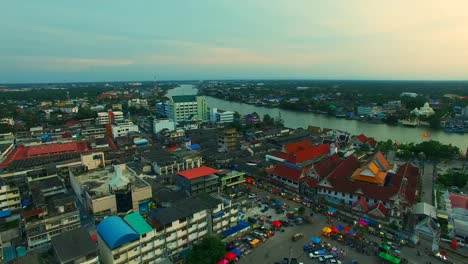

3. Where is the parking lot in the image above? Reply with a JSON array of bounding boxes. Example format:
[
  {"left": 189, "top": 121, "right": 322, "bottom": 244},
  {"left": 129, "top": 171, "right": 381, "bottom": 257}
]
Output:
[{"left": 234, "top": 195, "right": 378, "bottom": 264}]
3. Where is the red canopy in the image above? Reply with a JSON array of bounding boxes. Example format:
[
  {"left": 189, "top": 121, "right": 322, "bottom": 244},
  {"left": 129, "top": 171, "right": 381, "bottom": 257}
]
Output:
[
  {"left": 343, "top": 226, "right": 353, "bottom": 234},
  {"left": 272, "top": 221, "right": 282, "bottom": 228},
  {"left": 218, "top": 260, "right": 228, "bottom": 264},
  {"left": 225, "top": 252, "right": 236, "bottom": 261},
  {"left": 91, "top": 234, "right": 98, "bottom": 243},
  {"left": 331, "top": 227, "right": 338, "bottom": 233}
]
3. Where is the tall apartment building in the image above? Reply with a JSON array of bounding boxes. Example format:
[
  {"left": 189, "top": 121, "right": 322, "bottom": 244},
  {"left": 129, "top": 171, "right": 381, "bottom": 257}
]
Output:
[
  {"left": 128, "top": 98, "right": 149, "bottom": 109},
  {"left": 97, "top": 194, "right": 239, "bottom": 264},
  {"left": 22, "top": 193, "right": 81, "bottom": 250},
  {"left": 167, "top": 95, "right": 208, "bottom": 123},
  {"left": 210, "top": 108, "right": 235, "bottom": 124},
  {"left": 218, "top": 127, "right": 238, "bottom": 152}
]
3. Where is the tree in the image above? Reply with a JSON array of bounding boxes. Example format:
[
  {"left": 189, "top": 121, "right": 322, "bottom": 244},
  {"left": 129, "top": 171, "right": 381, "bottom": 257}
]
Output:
[
  {"left": 298, "top": 207, "right": 305, "bottom": 216},
  {"left": 436, "top": 170, "right": 468, "bottom": 188},
  {"left": 262, "top": 114, "right": 274, "bottom": 126},
  {"left": 188, "top": 235, "right": 226, "bottom": 264},
  {"left": 377, "top": 139, "right": 394, "bottom": 155}
]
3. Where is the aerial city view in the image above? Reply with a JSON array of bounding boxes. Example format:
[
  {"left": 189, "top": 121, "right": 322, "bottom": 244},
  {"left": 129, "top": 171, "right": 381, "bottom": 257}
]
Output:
[{"left": 1, "top": 1, "right": 468, "bottom": 264}]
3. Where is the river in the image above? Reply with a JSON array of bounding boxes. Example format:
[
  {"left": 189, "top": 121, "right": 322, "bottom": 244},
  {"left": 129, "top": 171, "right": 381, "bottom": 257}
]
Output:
[{"left": 167, "top": 85, "right": 468, "bottom": 150}]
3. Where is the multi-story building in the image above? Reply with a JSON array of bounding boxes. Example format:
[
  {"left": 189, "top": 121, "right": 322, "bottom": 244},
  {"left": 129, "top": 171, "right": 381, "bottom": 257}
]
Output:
[
  {"left": 22, "top": 193, "right": 81, "bottom": 250},
  {"left": 356, "top": 106, "right": 378, "bottom": 117},
  {"left": 96, "top": 112, "right": 110, "bottom": 125},
  {"left": 176, "top": 166, "right": 219, "bottom": 195},
  {"left": 69, "top": 164, "right": 152, "bottom": 220},
  {"left": 167, "top": 95, "right": 208, "bottom": 123},
  {"left": 218, "top": 127, "right": 238, "bottom": 152},
  {"left": 0, "top": 117, "right": 14, "bottom": 126},
  {"left": 128, "top": 98, "right": 149, "bottom": 109},
  {"left": 0, "top": 184, "right": 21, "bottom": 211},
  {"left": 216, "top": 170, "right": 246, "bottom": 191},
  {"left": 111, "top": 120, "right": 139, "bottom": 138},
  {"left": 51, "top": 227, "right": 98, "bottom": 264},
  {"left": 58, "top": 106, "right": 79, "bottom": 114},
  {"left": 140, "top": 149, "right": 203, "bottom": 176},
  {"left": 210, "top": 108, "right": 234, "bottom": 124},
  {"left": 153, "top": 118, "right": 175, "bottom": 134},
  {"left": 156, "top": 101, "right": 169, "bottom": 117}
]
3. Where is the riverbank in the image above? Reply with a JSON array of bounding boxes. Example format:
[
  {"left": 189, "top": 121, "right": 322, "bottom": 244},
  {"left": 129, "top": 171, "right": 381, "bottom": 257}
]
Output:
[{"left": 167, "top": 85, "right": 468, "bottom": 150}]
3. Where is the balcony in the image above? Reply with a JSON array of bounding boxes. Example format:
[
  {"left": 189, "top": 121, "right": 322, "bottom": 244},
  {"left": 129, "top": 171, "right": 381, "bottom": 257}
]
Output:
[{"left": 177, "top": 230, "right": 188, "bottom": 237}]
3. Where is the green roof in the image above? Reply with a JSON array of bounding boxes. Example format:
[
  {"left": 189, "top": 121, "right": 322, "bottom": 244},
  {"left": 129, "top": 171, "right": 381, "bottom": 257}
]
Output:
[
  {"left": 172, "top": 95, "right": 196, "bottom": 103},
  {"left": 124, "top": 213, "right": 153, "bottom": 235}
]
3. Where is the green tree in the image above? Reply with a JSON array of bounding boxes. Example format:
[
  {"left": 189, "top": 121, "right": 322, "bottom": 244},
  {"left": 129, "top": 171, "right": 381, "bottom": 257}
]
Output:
[
  {"left": 436, "top": 170, "right": 468, "bottom": 188},
  {"left": 298, "top": 207, "right": 305, "bottom": 216},
  {"left": 262, "top": 114, "right": 274, "bottom": 126},
  {"left": 188, "top": 235, "right": 226, "bottom": 264},
  {"left": 0, "top": 124, "right": 14, "bottom": 133},
  {"left": 377, "top": 139, "right": 394, "bottom": 155}
]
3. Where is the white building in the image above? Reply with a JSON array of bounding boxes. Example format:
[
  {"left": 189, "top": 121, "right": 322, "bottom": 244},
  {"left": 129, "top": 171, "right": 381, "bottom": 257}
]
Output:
[
  {"left": 0, "top": 184, "right": 21, "bottom": 211},
  {"left": 167, "top": 95, "right": 209, "bottom": 123},
  {"left": 110, "top": 111, "right": 124, "bottom": 123},
  {"left": 96, "top": 112, "right": 110, "bottom": 125},
  {"left": 111, "top": 120, "right": 139, "bottom": 138},
  {"left": 58, "top": 106, "right": 79, "bottom": 113},
  {"left": 128, "top": 98, "right": 149, "bottom": 109},
  {"left": 210, "top": 108, "right": 235, "bottom": 124},
  {"left": 153, "top": 119, "right": 175, "bottom": 134},
  {"left": 0, "top": 118, "right": 14, "bottom": 126},
  {"left": 411, "top": 103, "right": 435, "bottom": 117},
  {"left": 400, "top": 92, "right": 418, "bottom": 98}
]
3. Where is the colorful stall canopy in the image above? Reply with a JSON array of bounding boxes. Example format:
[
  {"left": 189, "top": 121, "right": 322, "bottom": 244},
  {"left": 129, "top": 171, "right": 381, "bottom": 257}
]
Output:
[
  {"left": 343, "top": 226, "right": 353, "bottom": 234},
  {"left": 272, "top": 221, "right": 282, "bottom": 228},
  {"left": 328, "top": 208, "right": 337, "bottom": 214},
  {"left": 348, "top": 230, "right": 357, "bottom": 235},
  {"left": 337, "top": 224, "right": 344, "bottom": 232},
  {"left": 379, "top": 252, "right": 401, "bottom": 264},
  {"left": 231, "top": 248, "right": 242, "bottom": 256},
  {"left": 331, "top": 227, "right": 338, "bottom": 233},
  {"left": 224, "top": 252, "right": 236, "bottom": 261},
  {"left": 311, "top": 237, "right": 321, "bottom": 243},
  {"left": 218, "top": 259, "right": 228, "bottom": 264},
  {"left": 322, "top": 227, "right": 332, "bottom": 233},
  {"left": 358, "top": 220, "right": 368, "bottom": 226}
]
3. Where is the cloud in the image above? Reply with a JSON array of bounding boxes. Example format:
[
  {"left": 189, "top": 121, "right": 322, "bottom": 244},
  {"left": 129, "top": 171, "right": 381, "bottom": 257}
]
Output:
[{"left": 8, "top": 56, "right": 133, "bottom": 71}]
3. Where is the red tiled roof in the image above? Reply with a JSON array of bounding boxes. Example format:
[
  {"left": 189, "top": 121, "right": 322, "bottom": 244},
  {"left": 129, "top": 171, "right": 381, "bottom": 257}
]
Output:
[
  {"left": 316, "top": 159, "right": 419, "bottom": 205},
  {"left": 367, "top": 138, "right": 377, "bottom": 147},
  {"left": 177, "top": 166, "right": 219, "bottom": 180},
  {"left": 268, "top": 178, "right": 300, "bottom": 193},
  {"left": 356, "top": 134, "right": 368, "bottom": 143},
  {"left": 273, "top": 152, "right": 289, "bottom": 160},
  {"left": 368, "top": 201, "right": 389, "bottom": 217},
  {"left": 314, "top": 153, "right": 343, "bottom": 178},
  {"left": 449, "top": 193, "right": 468, "bottom": 210},
  {"left": 22, "top": 208, "right": 44, "bottom": 219},
  {"left": 0, "top": 142, "right": 91, "bottom": 169},
  {"left": 283, "top": 140, "right": 312, "bottom": 153},
  {"left": 268, "top": 164, "right": 306, "bottom": 182},
  {"left": 287, "top": 144, "right": 330, "bottom": 164},
  {"left": 306, "top": 178, "right": 319, "bottom": 188},
  {"left": 352, "top": 198, "right": 369, "bottom": 212}
]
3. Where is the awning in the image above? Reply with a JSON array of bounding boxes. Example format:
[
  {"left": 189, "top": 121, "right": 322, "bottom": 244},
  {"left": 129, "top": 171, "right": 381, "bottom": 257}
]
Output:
[
  {"left": 328, "top": 208, "right": 337, "bottom": 214},
  {"left": 218, "top": 260, "right": 228, "bottom": 264},
  {"left": 358, "top": 220, "right": 368, "bottom": 226},
  {"left": 322, "top": 227, "right": 332, "bottom": 233},
  {"left": 343, "top": 226, "right": 353, "bottom": 234},
  {"left": 0, "top": 210, "right": 11, "bottom": 218},
  {"left": 225, "top": 252, "right": 236, "bottom": 261},
  {"left": 272, "top": 221, "right": 282, "bottom": 228},
  {"left": 337, "top": 224, "right": 344, "bottom": 232},
  {"left": 311, "top": 237, "right": 321, "bottom": 243},
  {"left": 231, "top": 248, "right": 242, "bottom": 256},
  {"left": 331, "top": 227, "right": 338, "bottom": 233}
]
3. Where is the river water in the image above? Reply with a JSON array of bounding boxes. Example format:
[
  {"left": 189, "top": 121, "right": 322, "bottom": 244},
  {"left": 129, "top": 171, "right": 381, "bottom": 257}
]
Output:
[{"left": 167, "top": 85, "right": 468, "bottom": 150}]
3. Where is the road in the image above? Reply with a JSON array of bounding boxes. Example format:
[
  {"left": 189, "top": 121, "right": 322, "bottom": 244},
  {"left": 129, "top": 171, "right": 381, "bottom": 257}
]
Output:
[{"left": 239, "top": 186, "right": 466, "bottom": 264}]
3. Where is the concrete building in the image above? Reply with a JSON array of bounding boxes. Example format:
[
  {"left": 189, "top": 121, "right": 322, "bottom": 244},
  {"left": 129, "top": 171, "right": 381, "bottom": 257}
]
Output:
[
  {"left": 216, "top": 170, "right": 246, "bottom": 191},
  {"left": 153, "top": 119, "right": 175, "bottom": 134},
  {"left": 111, "top": 120, "right": 139, "bottom": 138},
  {"left": 0, "top": 118, "right": 14, "bottom": 126},
  {"left": 96, "top": 112, "right": 110, "bottom": 125},
  {"left": 218, "top": 128, "right": 238, "bottom": 152},
  {"left": 58, "top": 106, "right": 79, "bottom": 114},
  {"left": 176, "top": 166, "right": 219, "bottom": 195},
  {"left": 156, "top": 101, "right": 169, "bottom": 117},
  {"left": 210, "top": 108, "right": 234, "bottom": 124},
  {"left": 22, "top": 193, "right": 81, "bottom": 250},
  {"left": 167, "top": 95, "right": 208, "bottom": 123},
  {"left": 69, "top": 164, "right": 152, "bottom": 220},
  {"left": 0, "top": 184, "right": 21, "bottom": 211},
  {"left": 140, "top": 149, "right": 202, "bottom": 176},
  {"left": 128, "top": 98, "right": 149, "bottom": 109},
  {"left": 51, "top": 227, "right": 98, "bottom": 264}
]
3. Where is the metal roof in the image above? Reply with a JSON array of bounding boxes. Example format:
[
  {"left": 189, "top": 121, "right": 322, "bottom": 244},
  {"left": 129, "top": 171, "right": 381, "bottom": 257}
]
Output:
[
  {"left": 124, "top": 213, "right": 152, "bottom": 235},
  {"left": 97, "top": 216, "right": 139, "bottom": 250},
  {"left": 177, "top": 166, "right": 219, "bottom": 180}
]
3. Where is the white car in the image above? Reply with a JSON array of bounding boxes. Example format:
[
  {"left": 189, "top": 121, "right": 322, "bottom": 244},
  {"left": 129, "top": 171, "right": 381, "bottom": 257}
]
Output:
[
  {"left": 248, "top": 193, "right": 256, "bottom": 199},
  {"left": 308, "top": 251, "right": 326, "bottom": 258}
]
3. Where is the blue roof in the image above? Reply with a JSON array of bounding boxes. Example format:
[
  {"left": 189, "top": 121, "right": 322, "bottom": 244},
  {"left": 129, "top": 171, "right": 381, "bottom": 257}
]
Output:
[
  {"left": 222, "top": 221, "right": 250, "bottom": 237},
  {"left": 231, "top": 248, "right": 243, "bottom": 256},
  {"left": 184, "top": 137, "right": 191, "bottom": 141},
  {"left": 0, "top": 210, "right": 11, "bottom": 218},
  {"left": 97, "top": 216, "right": 139, "bottom": 250},
  {"left": 2, "top": 246, "right": 16, "bottom": 262},
  {"left": 213, "top": 211, "right": 225, "bottom": 219},
  {"left": 189, "top": 144, "right": 201, "bottom": 150}
]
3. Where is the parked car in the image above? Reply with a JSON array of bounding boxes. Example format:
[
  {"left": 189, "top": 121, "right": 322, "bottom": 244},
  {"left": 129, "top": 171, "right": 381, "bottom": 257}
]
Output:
[
  {"left": 261, "top": 206, "right": 269, "bottom": 213},
  {"left": 292, "top": 233, "right": 304, "bottom": 241},
  {"left": 248, "top": 193, "right": 256, "bottom": 199},
  {"left": 309, "top": 250, "right": 326, "bottom": 258}
]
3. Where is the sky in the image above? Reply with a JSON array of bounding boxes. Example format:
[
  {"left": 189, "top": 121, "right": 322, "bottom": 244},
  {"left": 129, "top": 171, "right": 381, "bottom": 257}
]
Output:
[{"left": 1, "top": 0, "right": 468, "bottom": 83}]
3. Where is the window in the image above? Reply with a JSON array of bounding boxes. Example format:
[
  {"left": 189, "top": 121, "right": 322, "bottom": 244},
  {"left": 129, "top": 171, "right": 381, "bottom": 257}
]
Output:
[
  {"left": 113, "top": 254, "right": 120, "bottom": 260},
  {"left": 142, "top": 234, "right": 146, "bottom": 238},
  {"left": 334, "top": 191, "right": 337, "bottom": 195},
  {"left": 341, "top": 193, "right": 345, "bottom": 197},
  {"left": 349, "top": 194, "right": 353, "bottom": 199},
  {"left": 50, "top": 220, "right": 61, "bottom": 226}
]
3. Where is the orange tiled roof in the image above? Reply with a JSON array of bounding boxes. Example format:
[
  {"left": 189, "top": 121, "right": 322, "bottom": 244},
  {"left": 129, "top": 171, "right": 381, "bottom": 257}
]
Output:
[{"left": 375, "top": 152, "right": 391, "bottom": 171}]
